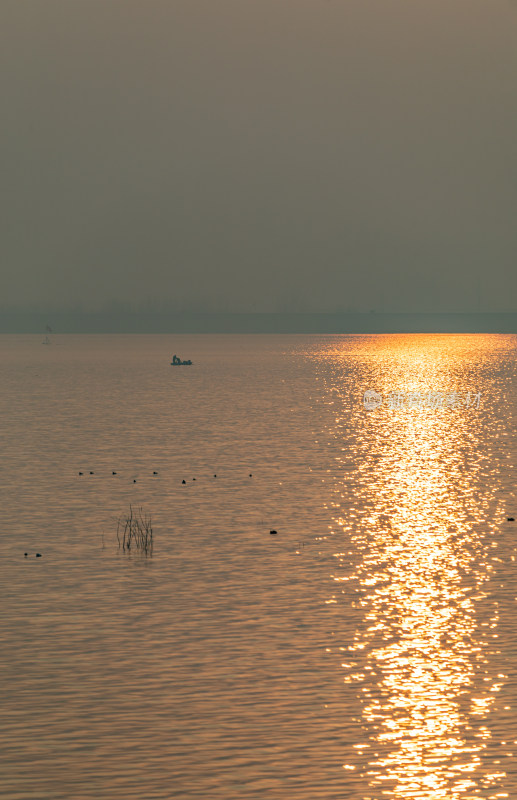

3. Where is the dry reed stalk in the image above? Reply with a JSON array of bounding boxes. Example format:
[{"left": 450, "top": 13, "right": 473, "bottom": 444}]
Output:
[{"left": 117, "top": 504, "right": 153, "bottom": 554}]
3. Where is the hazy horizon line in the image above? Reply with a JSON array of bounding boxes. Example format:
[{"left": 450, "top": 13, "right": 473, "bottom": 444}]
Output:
[{"left": 3, "top": 310, "right": 517, "bottom": 335}]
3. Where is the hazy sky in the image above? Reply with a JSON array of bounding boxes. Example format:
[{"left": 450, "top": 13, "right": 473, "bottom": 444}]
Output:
[{"left": 1, "top": 0, "right": 516, "bottom": 314}]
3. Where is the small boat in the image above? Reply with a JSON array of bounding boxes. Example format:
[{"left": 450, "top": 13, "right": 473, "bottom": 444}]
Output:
[{"left": 170, "top": 354, "right": 192, "bottom": 365}]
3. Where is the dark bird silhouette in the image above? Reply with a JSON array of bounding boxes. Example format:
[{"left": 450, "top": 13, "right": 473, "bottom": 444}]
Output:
[
  {"left": 270, "top": 530, "right": 278, "bottom": 535},
  {"left": 182, "top": 479, "right": 186, "bottom": 484},
  {"left": 508, "top": 517, "right": 515, "bottom": 521}
]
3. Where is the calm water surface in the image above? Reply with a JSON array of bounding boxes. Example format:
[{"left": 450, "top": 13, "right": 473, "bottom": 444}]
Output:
[{"left": 1, "top": 333, "right": 517, "bottom": 799}]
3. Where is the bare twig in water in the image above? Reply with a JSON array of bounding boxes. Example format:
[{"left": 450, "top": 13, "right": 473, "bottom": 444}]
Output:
[{"left": 117, "top": 505, "right": 153, "bottom": 554}]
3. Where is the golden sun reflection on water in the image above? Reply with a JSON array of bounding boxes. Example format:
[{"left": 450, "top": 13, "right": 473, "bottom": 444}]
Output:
[{"left": 322, "top": 335, "right": 514, "bottom": 800}]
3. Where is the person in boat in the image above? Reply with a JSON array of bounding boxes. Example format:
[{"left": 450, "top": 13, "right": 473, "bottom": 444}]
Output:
[{"left": 172, "top": 354, "right": 180, "bottom": 364}]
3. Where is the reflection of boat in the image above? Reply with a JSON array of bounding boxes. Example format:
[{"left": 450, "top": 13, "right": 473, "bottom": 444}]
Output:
[
  {"left": 42, "top": 335, "right": 51, "bottom": 345},
  {"left": 170, "top": 354, "right": 192, "bottom": 365}
]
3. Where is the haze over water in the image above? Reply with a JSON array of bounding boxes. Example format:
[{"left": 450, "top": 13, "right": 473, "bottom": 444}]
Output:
[{"left": 1, "top": 333, "right": 517, "bottom": 799}]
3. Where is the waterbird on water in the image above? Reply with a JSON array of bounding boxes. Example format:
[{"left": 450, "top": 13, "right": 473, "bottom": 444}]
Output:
[
  {"left": 508, "top": 517, "right": 515, "bottom": 521},
  {"left": 270, "top": 530, "right": 278, "bottom": 535},
  {"left": 182, "top": 480, "right": 186, "bottom": 484}
]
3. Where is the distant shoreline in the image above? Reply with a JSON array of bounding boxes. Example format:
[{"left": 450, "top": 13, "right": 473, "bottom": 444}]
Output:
[{"left": 2, "top": 311, "right": 517, "bottom": 335}]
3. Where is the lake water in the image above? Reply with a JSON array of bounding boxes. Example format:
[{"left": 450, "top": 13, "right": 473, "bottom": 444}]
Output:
[{"left": 1, "top": 333, "right": 517, "bottom": 800}]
